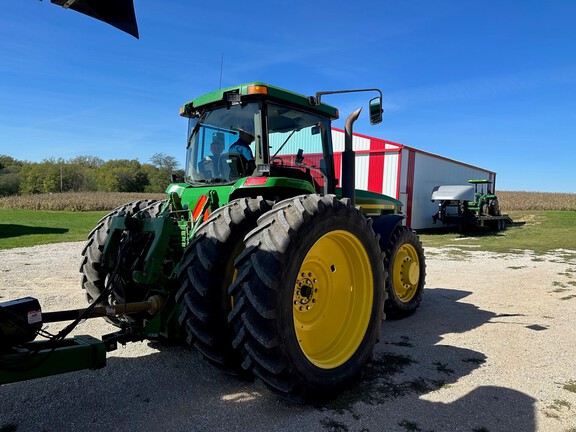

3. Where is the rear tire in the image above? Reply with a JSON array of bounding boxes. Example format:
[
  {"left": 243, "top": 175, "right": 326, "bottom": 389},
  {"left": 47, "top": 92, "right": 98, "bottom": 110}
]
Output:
[
  {"left": 384, "top": 226, "right": 426, "bottom": 319},
  {"left": 228, "top": 194, "right": 385, "bottom": 399},
  {"left": 79, "top": 199, "right": 164, "bottom": 325},
  {"left": 175, "top": 197, "right": 272, "bottom": 373},
  {"left": 489, "top": 198, "right": 501, "bottom": 216}
]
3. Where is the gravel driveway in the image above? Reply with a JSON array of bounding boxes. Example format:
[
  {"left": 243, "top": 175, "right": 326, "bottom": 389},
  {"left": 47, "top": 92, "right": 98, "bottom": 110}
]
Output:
[{"left": 1, "top": 242, "right": 575, "bottom": 432}]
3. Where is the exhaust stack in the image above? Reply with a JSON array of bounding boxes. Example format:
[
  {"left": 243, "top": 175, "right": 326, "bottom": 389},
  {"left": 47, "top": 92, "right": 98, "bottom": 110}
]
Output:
[{"left": 342, "top": 108, "right": 362, "bottom": 206}]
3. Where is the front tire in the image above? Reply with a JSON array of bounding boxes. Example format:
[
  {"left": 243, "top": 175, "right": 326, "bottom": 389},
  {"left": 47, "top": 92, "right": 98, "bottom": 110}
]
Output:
[
  {"left": 384, "top": 226, "right": 426, "bottom": 319},
  {"left": 228, "top": 195, "right": 385, "bottom": 399},
  {"left": 489, "top": 198, "right": 501, "bottom": 216}
]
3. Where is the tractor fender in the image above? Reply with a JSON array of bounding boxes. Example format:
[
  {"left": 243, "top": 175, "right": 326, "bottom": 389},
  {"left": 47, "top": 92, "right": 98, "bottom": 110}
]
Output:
[{"left": 371, "top": 214, "right": 405, "bottom": 253}]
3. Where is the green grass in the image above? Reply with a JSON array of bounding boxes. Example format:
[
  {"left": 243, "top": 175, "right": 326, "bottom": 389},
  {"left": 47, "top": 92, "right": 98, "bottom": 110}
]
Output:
[
  {"left": 0, "top": 209, "right": 107, "bottom": 249},
  {"left": 549, "top": 399, "right": 572, "bottom": 410},
  {"left": 1, "top": 209, "right": 575, "bottom": 256},
  {"left": 419, "top": 211, "right": 576, "bottom": 255},
  {"left": 566, "top": 381, "right": 576, "bottom": 394}
]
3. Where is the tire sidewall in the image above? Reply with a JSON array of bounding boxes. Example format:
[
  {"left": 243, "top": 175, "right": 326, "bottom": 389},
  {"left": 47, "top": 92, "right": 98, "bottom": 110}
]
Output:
[
  {"left": 386, "top": 227, "right": 426, "bottom": 313},
  {"left": 275, "top": 201, "right": 384, "bottom": 389},
  {"left": 176, "top": 197, "right": 272, "bottom": 371},
  {"left": 81, "top": 199, "right": 163, "bottom": 324}
]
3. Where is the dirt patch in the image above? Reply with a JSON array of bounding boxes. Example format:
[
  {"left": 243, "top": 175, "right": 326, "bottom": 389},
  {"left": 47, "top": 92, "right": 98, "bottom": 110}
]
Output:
[{"left": 1, "top": 242, "right": 575, "bottom": 432}]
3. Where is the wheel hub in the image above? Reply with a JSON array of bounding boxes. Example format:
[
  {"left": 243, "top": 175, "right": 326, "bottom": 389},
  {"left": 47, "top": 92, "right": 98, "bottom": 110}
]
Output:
[
  {"left": 393, "top": 244, "right": 421, "bottom": 302},
  {"left": 294, "top": 272, "right": 318, "bottom": 311},
  {"left": 401, "top": 257, "right": 420, "bottom": 286}
]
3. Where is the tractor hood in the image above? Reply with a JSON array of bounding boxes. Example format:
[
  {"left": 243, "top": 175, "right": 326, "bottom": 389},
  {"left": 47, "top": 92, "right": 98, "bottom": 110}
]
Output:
[
  {"left": 51, "top": 0, "right": 139, "bottom": 38},
  {"left": 431, "top": 185, "right": 475, "bottom": 201}
]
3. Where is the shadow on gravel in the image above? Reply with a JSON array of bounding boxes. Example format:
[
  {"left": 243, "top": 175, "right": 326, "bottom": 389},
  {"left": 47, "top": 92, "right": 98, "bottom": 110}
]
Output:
[
  {"left": 418, "top": 219, "right": 526, "bottom": 240},
  {"left": 317, "top": 287, "right": 537, "bottom": 431},
  {"left": 0, "top": 224, "right": 68, "bottom": 239},
  {"left": 0, "top": 288, "right": 536, "bottom": 432},
  {"left": 0, "top": 345, "right": 316, "bottom": 432}
]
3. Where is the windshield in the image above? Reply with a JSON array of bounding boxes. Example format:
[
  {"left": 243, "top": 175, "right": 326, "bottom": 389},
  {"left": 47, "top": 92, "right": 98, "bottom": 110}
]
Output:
[
  {"left": 267, "top": 103, "right": 332, "bottom": 194},
  {"left": 184, "top": 100, "right": 333, "bottom": 192},
  {"left": 185, "top": 103, "right": 259, "bottom": 184}
]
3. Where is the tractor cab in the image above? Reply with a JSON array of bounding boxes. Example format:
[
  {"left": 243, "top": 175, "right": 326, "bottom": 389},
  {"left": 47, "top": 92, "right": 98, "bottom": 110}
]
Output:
[
  {"left": 467, "top": 179, "right": 497, "bottom": 214},
  {"left": 180, "top": 83, "right": 339, "bottom": 199},
  {"left": 469, "top": 178, "right": 493, "bottom": 194}
]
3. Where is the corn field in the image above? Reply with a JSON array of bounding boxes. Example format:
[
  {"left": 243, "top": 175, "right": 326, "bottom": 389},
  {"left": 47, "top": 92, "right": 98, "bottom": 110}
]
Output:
[
  {"left": 0, "top": 190, "right": 575, "bottom": 212},
  {"left": 497, "top": 191, "right": 576, "bottom": 211},
  {"left": 0, "top": 192, "right": 166, "bottom": 211}
]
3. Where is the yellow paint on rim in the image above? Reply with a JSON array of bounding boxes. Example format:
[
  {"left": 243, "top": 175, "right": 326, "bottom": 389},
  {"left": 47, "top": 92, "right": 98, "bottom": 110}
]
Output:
[
  {"left": 392, "top": 243, "right": 420, "bottom": 302},
  {"left": 359, "top": 204, "right": 396, "bottom": 210},
  {"left": 293, "top": 230, "right": 373, "bottom": 369}
]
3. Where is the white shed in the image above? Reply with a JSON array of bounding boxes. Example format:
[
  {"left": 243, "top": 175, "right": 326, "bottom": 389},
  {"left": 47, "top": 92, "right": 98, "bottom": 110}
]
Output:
[{"left": 331, "top": 129, "right": 496, "bottom": 229}]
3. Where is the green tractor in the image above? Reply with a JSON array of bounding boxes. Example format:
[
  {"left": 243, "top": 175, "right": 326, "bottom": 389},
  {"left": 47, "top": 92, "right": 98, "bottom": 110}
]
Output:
[
  {"left": 431, "top": 179, "right": 511, "bottom": 231},
  {"left": 2, "top": 83, "right": 425, "bottom": 399},
  {"left": 467, "top": 179, "right": 500, "bottom": 217}
]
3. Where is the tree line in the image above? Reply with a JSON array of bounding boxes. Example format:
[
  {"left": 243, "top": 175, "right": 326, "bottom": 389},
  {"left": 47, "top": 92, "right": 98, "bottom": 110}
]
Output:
[{"left": 0, "top": 153, "right": 184, "bottom": 196}]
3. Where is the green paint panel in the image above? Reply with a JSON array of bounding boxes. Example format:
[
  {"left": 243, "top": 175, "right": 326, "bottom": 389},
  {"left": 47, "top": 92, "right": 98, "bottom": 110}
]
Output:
[
  {"left": 336, "top": 188, "right": 403, "bottom": 207},
  {"left": 166, "top": 183, "right": 234, "bottom": 208},
  {"left": 0, "top": 336, "right": 106, "bottom": 385},
  {"left": 230, "top": 176, "right": 316, "bottom": 194}
]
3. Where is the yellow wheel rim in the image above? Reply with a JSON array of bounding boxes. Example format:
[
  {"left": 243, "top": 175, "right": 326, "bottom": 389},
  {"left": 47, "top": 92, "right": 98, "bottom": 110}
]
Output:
[
  {"left": 392, "top": 244, "right": 420, "bottom": 302},
  {"left": 293, "top": 230, "right": 373, "bottom": 369}
]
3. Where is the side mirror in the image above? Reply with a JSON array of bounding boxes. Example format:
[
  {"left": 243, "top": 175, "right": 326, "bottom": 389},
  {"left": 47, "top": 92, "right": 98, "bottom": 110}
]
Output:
[{"left": 369, "top": 97, "right": 383, "bottom": 125}]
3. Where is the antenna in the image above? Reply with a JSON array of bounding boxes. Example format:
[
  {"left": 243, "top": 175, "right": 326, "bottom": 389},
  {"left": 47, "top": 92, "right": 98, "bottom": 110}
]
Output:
[{"left": 219, "top": 52, "right": 224, "bottom": 89}]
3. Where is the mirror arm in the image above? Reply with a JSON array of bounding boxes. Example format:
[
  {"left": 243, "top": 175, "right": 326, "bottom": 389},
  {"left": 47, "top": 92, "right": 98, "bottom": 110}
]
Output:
[
  {"left": 311, "top": 88, "right": 383, "bottom": 106},
  {"left": 309, "top": 88, "right": 383, "bottom": 125}
]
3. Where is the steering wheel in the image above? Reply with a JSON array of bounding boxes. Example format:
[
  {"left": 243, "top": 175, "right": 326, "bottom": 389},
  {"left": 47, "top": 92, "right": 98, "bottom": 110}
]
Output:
[{"left": 271, "top": 156, "right": 284, "bottom": 166}]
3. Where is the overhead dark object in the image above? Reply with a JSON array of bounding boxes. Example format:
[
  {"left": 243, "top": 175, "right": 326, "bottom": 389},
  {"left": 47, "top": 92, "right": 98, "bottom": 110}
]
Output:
[{"left": 50, "top": 0, "right": 139, "bottom": 39}]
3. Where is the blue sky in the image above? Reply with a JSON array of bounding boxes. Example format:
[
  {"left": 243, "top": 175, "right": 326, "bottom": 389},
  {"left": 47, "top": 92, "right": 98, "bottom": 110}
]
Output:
[{"left": 1, "top": 1, "right": 575, "bottom": 192}]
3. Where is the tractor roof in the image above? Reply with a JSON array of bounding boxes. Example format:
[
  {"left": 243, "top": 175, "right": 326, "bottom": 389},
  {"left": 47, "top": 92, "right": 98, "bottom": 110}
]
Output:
[
  {"left": 468, "top": 179, "right": 492, "bottom": 184},
  {"left": 179, "top": 82, "right": 339, "bottom": 120}
]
